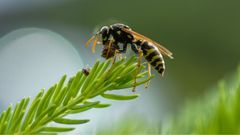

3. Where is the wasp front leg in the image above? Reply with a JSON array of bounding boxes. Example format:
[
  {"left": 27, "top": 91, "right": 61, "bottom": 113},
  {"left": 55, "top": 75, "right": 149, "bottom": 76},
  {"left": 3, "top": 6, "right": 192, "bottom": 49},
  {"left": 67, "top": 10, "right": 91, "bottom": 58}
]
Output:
[
  {"left": 106, "top": 38, "right": 113, "bottom": 59},
  {"left": 144, "top": 63, "right": 152, "bottom": 88},
  {"left": 104, "top": 37, "right": 119, "bottom": 65}
]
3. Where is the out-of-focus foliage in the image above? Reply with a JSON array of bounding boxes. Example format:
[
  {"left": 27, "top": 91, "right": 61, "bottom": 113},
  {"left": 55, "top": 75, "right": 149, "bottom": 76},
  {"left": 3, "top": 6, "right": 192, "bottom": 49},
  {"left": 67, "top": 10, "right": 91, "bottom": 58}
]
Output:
[
  {"left": 166, "top": 66, "right": 240, "bottom": 134},
  {"left": 0, "top": 57, "right": 151, "bottom": 134},
  {"left": 95, "top": 66, "right": 240, "bottom": 134},
  {"left": 97, "top": 115, "right": 161, "bottom": 135}
]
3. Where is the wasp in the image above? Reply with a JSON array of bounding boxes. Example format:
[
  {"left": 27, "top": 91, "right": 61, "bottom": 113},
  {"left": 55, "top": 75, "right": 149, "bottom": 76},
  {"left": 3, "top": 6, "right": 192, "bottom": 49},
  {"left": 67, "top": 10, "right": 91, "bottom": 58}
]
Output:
[{"left": 85, "top": 23, "right": 173, "bottom": 91}]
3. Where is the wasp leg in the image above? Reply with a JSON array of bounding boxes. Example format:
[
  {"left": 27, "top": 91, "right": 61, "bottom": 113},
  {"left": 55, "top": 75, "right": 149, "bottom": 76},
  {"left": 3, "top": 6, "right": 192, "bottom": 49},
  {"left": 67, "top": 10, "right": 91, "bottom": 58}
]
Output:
[
  {"left": 112, "top": 49, "right": 120, "bottom": 65},
  {"left": 106, "top": 39, "right": 113, "bottom": 59},
  {"left": 144, "top": 63, "right": 152, "bottom": 88},
  {"left": 132, "top": 48, "right": 143, "bottom": 92}
]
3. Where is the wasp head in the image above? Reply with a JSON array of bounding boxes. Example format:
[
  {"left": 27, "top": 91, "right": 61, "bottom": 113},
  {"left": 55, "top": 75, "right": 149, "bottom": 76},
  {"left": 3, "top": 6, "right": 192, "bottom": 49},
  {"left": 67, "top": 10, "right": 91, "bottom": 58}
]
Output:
[{"left": 97, "top": 26, "right": 110, "bottom": 44}]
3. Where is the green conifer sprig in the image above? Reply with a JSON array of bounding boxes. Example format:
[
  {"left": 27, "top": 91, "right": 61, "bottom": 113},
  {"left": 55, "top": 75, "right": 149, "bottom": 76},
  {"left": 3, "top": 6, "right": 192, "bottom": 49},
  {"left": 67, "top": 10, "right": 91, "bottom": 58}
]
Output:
[{"left": 0, "top": 56, "right": 152, "bottom": 134}]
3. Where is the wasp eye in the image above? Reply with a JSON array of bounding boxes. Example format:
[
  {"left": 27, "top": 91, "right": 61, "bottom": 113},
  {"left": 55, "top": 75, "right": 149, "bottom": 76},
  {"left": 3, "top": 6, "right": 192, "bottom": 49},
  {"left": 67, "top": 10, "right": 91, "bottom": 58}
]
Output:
[
  {"left": 99, "top": 26, "right": 109, "bottom": 42},
  {"left": 100, "top": 26, "right": 109, "bottom": 33}
]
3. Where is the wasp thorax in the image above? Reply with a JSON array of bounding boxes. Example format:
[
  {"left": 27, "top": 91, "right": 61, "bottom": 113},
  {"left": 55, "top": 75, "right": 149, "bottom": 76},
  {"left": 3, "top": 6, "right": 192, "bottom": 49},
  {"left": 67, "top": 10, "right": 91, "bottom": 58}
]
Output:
[{"left": 111, "top": 23, "right": 131, "bottom": 30}]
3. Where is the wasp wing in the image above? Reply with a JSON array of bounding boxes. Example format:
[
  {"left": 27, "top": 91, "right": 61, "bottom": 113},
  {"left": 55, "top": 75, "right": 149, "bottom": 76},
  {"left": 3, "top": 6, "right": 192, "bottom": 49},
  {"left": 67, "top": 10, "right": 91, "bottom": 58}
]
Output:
[{"left": 122, "top": 28, "right": 173, "bottom": 59}]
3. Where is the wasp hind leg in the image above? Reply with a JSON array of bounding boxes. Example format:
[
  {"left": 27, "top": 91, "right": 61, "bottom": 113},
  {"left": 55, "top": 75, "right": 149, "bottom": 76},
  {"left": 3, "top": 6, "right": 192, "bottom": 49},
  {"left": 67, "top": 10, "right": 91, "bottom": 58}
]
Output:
[
  {"left": 144, "top": 63, "right": 152, "bottom": 88},
  {"left": 132, "top": 48, "right": 143, "bottom": 92}
]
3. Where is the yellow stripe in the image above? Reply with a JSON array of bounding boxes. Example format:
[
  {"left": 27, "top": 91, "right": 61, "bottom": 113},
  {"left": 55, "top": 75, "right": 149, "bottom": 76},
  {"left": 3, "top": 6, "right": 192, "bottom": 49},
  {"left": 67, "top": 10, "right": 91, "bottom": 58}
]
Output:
[
  {"left": 145, "top": 49, "right": 156, "bottom": 57},
  {"left": 150, "top": 55, "right": 160, "bottom": 63},
  {"left": 154, "top": 61, "right": 164, "bottom": 68}
]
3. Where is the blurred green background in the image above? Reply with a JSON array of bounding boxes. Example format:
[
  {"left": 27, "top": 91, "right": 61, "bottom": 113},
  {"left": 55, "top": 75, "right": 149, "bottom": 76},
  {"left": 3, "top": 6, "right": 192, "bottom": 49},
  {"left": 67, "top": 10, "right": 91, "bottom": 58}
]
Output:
[{"left": 0, "top": 0, "right": 239, "bottom": 134}]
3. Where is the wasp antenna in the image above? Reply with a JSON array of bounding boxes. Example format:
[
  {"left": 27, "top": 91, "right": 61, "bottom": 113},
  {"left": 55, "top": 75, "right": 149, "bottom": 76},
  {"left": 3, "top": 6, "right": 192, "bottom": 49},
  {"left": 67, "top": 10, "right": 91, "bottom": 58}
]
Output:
[
  {"left": 85, "top": 35, "right": 96, "bottom": 48},
  {"left": 91, "top": 36, "right": 99, "bottom": 53}
]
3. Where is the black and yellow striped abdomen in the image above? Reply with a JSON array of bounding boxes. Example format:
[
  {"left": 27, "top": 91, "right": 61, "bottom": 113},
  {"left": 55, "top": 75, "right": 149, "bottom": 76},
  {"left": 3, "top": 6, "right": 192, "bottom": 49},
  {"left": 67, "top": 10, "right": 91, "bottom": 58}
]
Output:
[{"left": 140, "top": 41, "right": 165, "bottom": 76}]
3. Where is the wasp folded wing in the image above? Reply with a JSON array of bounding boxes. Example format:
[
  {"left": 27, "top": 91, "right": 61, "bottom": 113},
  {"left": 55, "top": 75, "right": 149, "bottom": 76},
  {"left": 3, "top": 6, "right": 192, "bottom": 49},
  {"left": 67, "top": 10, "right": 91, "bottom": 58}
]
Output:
[{"left": 122, "top": 28, "right": 173, "bottom": 59}]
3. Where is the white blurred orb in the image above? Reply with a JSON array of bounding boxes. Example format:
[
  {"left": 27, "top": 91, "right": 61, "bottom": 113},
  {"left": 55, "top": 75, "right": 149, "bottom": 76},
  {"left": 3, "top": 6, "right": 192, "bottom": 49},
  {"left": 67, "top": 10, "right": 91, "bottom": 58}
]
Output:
[{"left": 0, "top": 28, "right": 83, "bottom": 109}]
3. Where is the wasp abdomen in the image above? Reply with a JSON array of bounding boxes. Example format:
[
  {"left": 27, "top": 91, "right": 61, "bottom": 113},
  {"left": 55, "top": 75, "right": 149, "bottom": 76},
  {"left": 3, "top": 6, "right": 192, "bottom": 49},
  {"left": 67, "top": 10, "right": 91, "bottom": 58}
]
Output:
[{"left": 140, "top": 41, "right": 165, "bottom": 76}]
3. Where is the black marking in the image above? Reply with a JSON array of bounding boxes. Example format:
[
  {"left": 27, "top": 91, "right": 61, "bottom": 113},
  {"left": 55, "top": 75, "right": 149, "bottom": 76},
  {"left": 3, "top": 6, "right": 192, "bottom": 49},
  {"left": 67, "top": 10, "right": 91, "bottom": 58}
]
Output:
[
  {"left": 141, "top": 42, "right": 154, "bottom": 49},
  {"left": 156, "top": 63, "right": 164, "bottom": 69},
  {"left": 142, "top": 49, "right": 148, "bottom": 55},
  {"left": 150, "top": 58, "right": 162, "bottom": 67},
  {"left": 145, "top": 51, "right": 158, "bottom": 62},
  {"left": 135, "top": 40, "right": 142, "bottom": 45},
  {"left": 158, "top": 68, "right": 165, "bottom": 74},
  {"left": 140, "top": 41, "right": 155, "bottom": 56}
]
